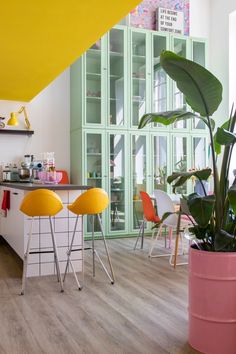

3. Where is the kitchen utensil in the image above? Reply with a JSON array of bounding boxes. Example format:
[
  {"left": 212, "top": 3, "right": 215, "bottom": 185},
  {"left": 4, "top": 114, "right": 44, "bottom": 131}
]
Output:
[
  {"left": 38, "top": 171, "right": 62, "bottom": 184},
  {"left": 18, "top": 168, "right": 30, "bottom": 180}
]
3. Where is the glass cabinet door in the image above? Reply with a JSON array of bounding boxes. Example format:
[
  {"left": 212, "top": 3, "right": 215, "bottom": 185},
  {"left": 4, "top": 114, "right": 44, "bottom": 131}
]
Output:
[
  {"left": 153, "top": 34, "right": 168, "bottom": 127},
  {"left": 132, "top": 135, "right": 147, "bottom": 230},
  {"left": 85, "top": 132, "right": 104, "bottom": 232},
  {"left": 192, "top": 41, "right": 206, "bottom": 67},
  {"left": 131, "top": 31, "right": 147, "bottom": 127},
  {"left": 192, "top": 40, "right": 206, "bottom": 130},
  {"left": 172, "top": 37, "right": 187, "bottom": 129},
  {"left": 109, "top": 134, "right": 126, "bottom": 232},
  {"left": 108, "top": 29, "right": 125, "bottom": 126},
  {"left": 86, "top": 133, "right": 103, "bottom": 188},
  {"left": 85, "top": 39, "right": 103, "bottom": 125},
  {"left": 193, "top": 137, "right": 207, "bottom": 169},
  {"left": 153, "top": 136, "right": 168, "bottom": 191},
  {"left": 173, "top": 136, "right": 188, "bottom": 194}
]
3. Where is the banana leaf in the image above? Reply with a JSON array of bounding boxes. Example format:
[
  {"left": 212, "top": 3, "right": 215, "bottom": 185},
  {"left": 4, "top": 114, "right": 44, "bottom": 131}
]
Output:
[
  {"left": 138, "top": 110, "right": 215, "bottom": 130},
  {"left": 187, "top": 193, "right": 215, "bottom": 228},
  {"left": 228, "top": 185, "right": 236, "bottom": 215},
  {"left": 167, "top": 168, "right": 212, "bottom": 193},
  {"left": 160, "top": 51, "right": 222, "bottom": 117},
  {"left": 215, "top": 128, "right": 236, "bottom": 145},
  {"left": 138, "top": 110, "right": 195, "bottom": 129}
]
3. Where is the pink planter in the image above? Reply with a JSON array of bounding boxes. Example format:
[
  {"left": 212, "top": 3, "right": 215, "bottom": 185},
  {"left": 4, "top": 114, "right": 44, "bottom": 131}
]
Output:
[{"left": 189, "top": 246, "right": 236, "bottom": 354}]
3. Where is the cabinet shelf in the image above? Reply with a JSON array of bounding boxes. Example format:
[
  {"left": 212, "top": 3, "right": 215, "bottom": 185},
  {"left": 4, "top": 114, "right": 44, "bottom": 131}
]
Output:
[
  {"left": 87, "top": 153, "right": 102, "bottom": 156},
  {"left": 0, "top": 129, "right": 34, "bottom": 136},
  {"left": 87, "top": 177, "right": 102, "bottom": 180},
  {"left": 87, "top": 72, "right": 121, "bottom": 80},
  {"left": 132, "top": 77, "right": 146, "bottom": 81},
  {"left": 87, "top": 73, "right": 101, "bottom": 80},
  {"left": 110, "top": 51, "right": 123, "bottom": 57},
  {"left": 87, "top": 49, "right": 101, "bottom": 57},
  {"left": 132, "top": 55, "right": 146, "bottom": 63},
  {"left": 132, "top": 99, "right": 145, "bottom": 103},
  {"left": 86, "top": 96, "right": 101, "bottom": 100}
]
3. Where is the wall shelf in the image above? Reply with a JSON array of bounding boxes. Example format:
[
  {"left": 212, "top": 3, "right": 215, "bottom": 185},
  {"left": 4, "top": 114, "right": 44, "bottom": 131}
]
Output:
[{"left": 0, "top": 129, "right": 34, "bottom": 136}]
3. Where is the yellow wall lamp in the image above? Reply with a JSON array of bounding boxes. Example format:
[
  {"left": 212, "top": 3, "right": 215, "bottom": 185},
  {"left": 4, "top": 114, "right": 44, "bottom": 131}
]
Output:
[{"left": 7, "top": 106, "right": 31, "bottom": 130}]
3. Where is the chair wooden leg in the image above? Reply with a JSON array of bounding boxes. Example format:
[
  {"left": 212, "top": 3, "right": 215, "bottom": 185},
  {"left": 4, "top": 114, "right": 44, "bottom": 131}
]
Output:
[
  {"left": 148, "top": 224, "right": 166, "bottom": 258},
  {"left": 168, "top": 227, "right": 173, "bottom": 249}
]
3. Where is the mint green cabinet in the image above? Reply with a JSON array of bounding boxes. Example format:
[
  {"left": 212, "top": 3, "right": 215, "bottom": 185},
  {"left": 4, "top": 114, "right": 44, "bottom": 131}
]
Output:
[
  {"left": 70, "top": 26, "right": 208, "bottom": 237},
  {"left": 131, "top": 132, "right": 149, "bottom": 231},
  {"left": 108, "top": 132, "right": 128, "bottom": 234},
  {"left": 108, "top": 28, "right": 127, "bottom": 127},
  {"left": 131, "top": 30, "right": 149, "bottom": 128}
]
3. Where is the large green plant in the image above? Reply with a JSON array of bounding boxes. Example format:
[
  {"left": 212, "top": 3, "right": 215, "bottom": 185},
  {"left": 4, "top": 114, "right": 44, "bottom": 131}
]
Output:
[{"left": 138, "top": 51, "right": 236, "bottom": 251}]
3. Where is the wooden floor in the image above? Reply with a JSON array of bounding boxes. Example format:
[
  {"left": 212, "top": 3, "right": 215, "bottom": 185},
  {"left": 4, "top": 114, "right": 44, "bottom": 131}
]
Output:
[{"left": 0, "top": 236, "right": 200, "bottom": 354}]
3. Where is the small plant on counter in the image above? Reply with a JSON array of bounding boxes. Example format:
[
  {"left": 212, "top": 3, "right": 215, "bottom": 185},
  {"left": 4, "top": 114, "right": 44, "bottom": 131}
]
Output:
[{"left": 138, "top": 50, "right": 236, "bottom": 252}]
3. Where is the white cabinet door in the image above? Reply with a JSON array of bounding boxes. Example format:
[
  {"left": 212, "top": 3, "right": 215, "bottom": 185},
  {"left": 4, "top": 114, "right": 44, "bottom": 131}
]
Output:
[{"left": 0, "top": 187, "right": 25, "bottom": 258}]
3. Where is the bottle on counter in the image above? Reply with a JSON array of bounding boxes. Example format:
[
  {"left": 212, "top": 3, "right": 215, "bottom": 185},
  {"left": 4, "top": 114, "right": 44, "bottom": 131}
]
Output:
[
  {"left": 43, "top": 152, "right": 55, "bottom": 172},
  {"left": 3, "top": 164, "right": 11, "bottom": 182}
]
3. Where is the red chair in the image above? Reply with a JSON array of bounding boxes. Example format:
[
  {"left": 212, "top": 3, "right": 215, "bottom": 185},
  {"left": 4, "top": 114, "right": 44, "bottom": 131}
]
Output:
[
  {"left": 57, "top": 170, "right": 69, "bottom": 184},
  {"left": 134, "top": 191, "right": 161, "bottom": 250}
]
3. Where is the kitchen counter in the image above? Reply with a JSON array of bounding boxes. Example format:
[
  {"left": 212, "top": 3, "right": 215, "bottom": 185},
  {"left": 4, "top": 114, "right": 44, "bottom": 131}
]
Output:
[
  {"left": 0, "top": 184, "right": 88, "bottom": 277},
  {"left": 0, "top": 182, "right": 90, "bottom": 191}
]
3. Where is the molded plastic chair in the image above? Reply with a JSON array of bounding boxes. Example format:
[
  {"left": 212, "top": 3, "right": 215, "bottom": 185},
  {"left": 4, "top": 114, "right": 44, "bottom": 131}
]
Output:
[
  {"left": 150, "top": 190, "right": 192, "bottom": 263},
  {"left": 20, "top": 189, "right": 64, "bottom": 294},
  {"left": 63, "top": 188, "right": 115, "bottom": 290},
  {"left": 57, "top": 170, "right": 69, "bottom": 184},
  {"left": 134, "top": 191, "right": 161, "bottom": 250}
]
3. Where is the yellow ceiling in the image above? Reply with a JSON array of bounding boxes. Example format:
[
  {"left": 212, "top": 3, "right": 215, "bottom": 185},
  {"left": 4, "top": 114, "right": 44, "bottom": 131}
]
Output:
[{"left": 0, "top": 0, "right": 140, "bottom": 102}]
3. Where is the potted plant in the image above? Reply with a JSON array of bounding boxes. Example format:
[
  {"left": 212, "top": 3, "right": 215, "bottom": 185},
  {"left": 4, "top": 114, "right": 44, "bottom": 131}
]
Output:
[{"left": 138, "top": 51, "right": 236, "bottom": 354}]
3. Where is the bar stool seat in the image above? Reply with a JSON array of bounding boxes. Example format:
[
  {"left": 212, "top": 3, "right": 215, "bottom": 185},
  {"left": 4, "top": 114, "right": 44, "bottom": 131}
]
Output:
[
  {"left": 63, "top": 188, "right": 115, "bottom": 290},
  {"left": 20, "top": 189, "right": 64, "bottom": 295}
]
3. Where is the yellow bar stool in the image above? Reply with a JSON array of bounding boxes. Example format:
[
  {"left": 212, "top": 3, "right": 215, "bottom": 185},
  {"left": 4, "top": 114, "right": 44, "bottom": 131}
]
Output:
[
  {"left": 63, "top": 188, "right": 115, "bottom": 290},
  {"left": 20, "top": 189, "right": 64, "bottom": 295}
]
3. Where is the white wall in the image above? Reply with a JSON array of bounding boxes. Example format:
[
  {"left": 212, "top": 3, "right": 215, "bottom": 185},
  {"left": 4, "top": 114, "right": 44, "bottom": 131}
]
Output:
[
  {"left": 0, "top": 69, "right": 70, "bottom": 172},
  {"left": 207, "top": 0, "right": 236, "bottom": 184},
  {"left": 208, "top": 0, "right": 236, "bottom": 124},
  {"left": 190, "top": 0, "right": 210, "bottom": 39}
]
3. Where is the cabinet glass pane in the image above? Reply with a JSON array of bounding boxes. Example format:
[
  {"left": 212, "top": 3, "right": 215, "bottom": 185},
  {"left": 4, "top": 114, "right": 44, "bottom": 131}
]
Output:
[
  {"left": 193, "top": 42, "right": 206, "bottom": 129},
  {"left": 86, "top": 134, "right": 102, "bottom": 187},
  {"left": 153, "top": 35, "right": 167, "bottom": 127},
  {"left": 109, "top": 29, "right": 124, "bottom": 126},
  {"left": 132, "top": 32, "right": 146, "bottom": 126},
  {"left": 86, "top": 133, "right": 102, "bottom": 232},
  {"left": 110, "top": 134, "right": 125, "bottom": 231},
  {"left": 153, "top": 136, "right": 167, "bottom": 191},
  {"left": 173, "top": 38, "right": 187, "bottom": 128},
  {"left": 132, "top": 135, "right": 146, "bottom": 229},
  {"left": 193, "top": 42, "right": 205, "bottom": 67},
  {"left": 86, "top": 41, "right": 102, "bottom": 124},
  {"left": 193, "top": 137, "right": 206, "bottom": 169},
  {"left": 173, "top": 136, "right": 187, "bottom": 194},
  {"left": 193, "top": 114, "right": 205, "bottom": 129}
]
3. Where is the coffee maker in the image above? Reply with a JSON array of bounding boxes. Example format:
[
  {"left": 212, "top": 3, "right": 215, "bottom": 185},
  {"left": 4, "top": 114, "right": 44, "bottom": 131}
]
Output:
[{"left": 18, "top": 155, "right": 33, "bottom": 182}]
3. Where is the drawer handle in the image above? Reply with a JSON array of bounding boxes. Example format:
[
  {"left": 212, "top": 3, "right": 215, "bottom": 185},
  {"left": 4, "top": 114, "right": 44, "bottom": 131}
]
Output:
[{"left": 13, "top": 192, "right": 19, "bottom": 195}]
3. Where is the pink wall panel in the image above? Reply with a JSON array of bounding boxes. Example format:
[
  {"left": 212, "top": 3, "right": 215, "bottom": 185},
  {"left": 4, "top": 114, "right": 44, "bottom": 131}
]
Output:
[{"left": 130, "top": 0, "right": 189, "bottom": 35}]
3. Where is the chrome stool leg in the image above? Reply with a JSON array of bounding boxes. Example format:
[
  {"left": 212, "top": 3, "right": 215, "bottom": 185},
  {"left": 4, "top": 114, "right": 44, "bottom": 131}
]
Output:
[
  {"left": 49, "top": 217, "right": 64, "bottom": 293},
  {"left": 97, "top": 214, "right": 115, "bottom": 284},
  {"left": 63, "top": 216, "right": 83, "bottom": 290},
  {"left": 21, "top": 217, "right": 34, "bottom": 295},
  {"left": 92, "top": 215, "right": 95, "bottom": 277}
]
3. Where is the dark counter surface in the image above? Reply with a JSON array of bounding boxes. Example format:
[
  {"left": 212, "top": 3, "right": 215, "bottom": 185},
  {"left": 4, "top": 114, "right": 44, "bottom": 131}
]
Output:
[{"left": 0, "top": 182, "right": 91, "bottom": 191}]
